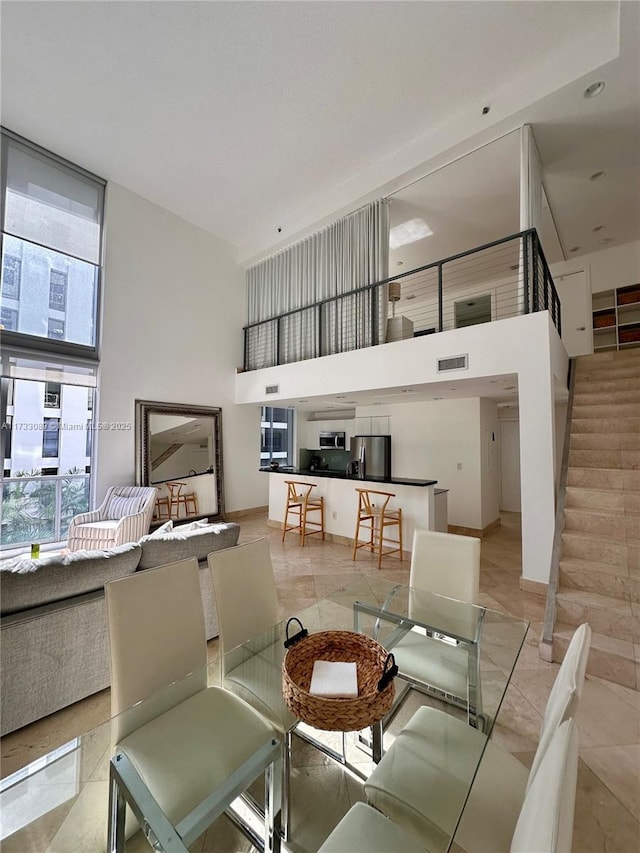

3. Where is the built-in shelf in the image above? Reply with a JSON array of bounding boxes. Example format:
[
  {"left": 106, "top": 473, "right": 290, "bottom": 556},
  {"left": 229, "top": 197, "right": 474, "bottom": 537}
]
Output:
[{"left": 592, "top": 283, "right": 640, "bottom": 352}]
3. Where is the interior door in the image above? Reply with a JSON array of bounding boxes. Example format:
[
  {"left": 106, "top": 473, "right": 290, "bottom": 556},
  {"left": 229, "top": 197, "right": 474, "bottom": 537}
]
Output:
[
  {"left": 500, "top": 420, "right": 521, "bottom": 512},
  {"left": 554, "top": 270, "right": 591, "bottom": 357}
]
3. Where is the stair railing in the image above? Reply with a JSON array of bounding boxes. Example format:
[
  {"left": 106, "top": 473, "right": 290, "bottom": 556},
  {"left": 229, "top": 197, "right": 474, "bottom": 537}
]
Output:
[{"left": 540, "top": 359, "right": 577, "bottom": 661}]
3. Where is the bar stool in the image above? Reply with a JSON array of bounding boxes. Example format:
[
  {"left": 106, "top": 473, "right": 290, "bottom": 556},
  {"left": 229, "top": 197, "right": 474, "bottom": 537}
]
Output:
[
  {"left": 352, "top": 487, "right": 403, "bottom": 569},
  {"left": 166, "top": 481, "right": 188, "bottom": 518},
  {"left": 282, "top": 480, "right": 325, "bottom": 545},
  {"left": 183, "top": 490, "right": 199, "bottom": 517},
  {"left": 154, "top": 493, "right": 171, "bottom": 521}
]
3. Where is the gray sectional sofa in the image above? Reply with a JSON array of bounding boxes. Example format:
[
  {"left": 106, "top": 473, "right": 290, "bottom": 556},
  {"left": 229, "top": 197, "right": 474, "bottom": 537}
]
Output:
[{"left": 0, "top": 521, "right": 240, "bottom": 735}]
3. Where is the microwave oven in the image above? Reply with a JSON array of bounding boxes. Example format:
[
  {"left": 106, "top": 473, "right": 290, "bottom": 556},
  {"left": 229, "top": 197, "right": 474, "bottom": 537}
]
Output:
[{"left": 319, "top": 431, "right": 346, "bottom": 449}]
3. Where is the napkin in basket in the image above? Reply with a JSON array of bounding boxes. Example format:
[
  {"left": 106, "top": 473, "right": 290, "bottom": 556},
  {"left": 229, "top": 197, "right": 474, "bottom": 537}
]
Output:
[{"left": 309, "top": 660, "right": 358, "bottom": 698}]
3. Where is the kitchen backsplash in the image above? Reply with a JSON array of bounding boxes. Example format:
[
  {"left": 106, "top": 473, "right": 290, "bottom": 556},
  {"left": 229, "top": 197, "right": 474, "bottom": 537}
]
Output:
[{"left": 300, "top": 448, "right": 350, "bottom": 471}]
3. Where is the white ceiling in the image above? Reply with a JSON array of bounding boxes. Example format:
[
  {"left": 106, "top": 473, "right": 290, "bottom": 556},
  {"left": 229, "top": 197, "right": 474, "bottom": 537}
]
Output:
[{"left": 2, "top": 0, "right": 636, "bottom": 266}]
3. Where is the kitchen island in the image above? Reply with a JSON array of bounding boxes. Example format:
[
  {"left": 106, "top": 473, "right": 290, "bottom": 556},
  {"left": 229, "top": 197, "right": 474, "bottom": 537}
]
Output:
[{"left": 261, "top": 467, "right": 445, "bottom": 550}]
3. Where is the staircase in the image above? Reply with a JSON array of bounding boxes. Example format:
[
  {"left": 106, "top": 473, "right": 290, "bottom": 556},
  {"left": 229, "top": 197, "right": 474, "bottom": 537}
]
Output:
[{"left": 551, "top": 347, "right": 640, "bottom": 689}]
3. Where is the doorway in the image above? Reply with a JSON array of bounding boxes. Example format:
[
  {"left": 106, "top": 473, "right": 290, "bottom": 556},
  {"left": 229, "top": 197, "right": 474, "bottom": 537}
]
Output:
[
  {"left": 499, "top": 420, "right": 521, "bottom": 512},
  {"left": 454, "top": 293, "right": 492, "bottom": 328}
]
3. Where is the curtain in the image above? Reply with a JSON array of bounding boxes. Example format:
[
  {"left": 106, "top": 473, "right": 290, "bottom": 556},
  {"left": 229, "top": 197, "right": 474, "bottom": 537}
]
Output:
[{"left": 246, "top": 199, "right": 389, "bottom": 369}]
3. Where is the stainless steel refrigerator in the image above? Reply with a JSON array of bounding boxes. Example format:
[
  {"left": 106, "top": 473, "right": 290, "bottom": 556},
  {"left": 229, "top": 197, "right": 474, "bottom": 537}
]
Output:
[{"left": 349, "top": 435, "right": 391, "bottom": 480}]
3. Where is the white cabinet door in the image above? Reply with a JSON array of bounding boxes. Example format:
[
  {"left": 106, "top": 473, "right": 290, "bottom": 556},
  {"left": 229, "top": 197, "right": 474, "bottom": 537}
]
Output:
[
  {"left": 355, "top": 417, "right": 372, "bottom": 435},
  {"left": 306, "top": 422, "right": 321, "bottom": 449},
  {"left": 344, "top": 419, "right": 355, "bottom": 445}
]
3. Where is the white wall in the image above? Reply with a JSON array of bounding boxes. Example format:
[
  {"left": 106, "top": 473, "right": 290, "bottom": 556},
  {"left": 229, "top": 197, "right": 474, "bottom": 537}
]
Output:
[
  {"left": 97, "top": 183, "right": 267, "bottom": 512},
  {"left": 550, "top": 240, "right": 640, "bottom": 296},
  {"left": 360, "top": 398, "right": 488, "bottom": 530},
  {"left": 237, "top": 311, "right": 568, "bottom": 584},
  {"left": 479, "top": 397, "right": 500, "bottom": 528}
]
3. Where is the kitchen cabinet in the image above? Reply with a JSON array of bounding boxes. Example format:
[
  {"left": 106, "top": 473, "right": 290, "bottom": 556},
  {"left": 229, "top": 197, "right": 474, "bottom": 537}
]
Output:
[
  {"left": 306, "top": 422, "right": 321, "bottom": 449},
  {"left": 356, "top": 415, "right": 391, "bottom": 435},
  {"left": 592, "top": 284, "right": 640, "bottom": 352}
]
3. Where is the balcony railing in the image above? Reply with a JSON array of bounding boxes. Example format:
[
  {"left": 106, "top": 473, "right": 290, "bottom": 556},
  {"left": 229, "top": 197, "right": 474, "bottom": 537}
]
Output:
[
  {"left": 0, "top": 473, "right": 90, "bottom": 549},
  {"left": 243, "top": 228, "right": 560, "bottom": 371}
]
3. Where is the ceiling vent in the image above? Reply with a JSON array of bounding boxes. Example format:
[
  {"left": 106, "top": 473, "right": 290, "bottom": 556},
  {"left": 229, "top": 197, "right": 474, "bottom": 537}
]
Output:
[
  {"left": 437, "top": 354, "right": 468, "bottom": 372},
  {"left": 265, "top": 384, "right": 279, "bottom": 395}
]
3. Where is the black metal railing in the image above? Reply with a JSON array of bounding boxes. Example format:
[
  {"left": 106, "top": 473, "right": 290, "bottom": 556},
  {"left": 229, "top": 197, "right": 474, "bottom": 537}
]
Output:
[{"left": 243, "top": 229, "right": 560, "bottom": 371}]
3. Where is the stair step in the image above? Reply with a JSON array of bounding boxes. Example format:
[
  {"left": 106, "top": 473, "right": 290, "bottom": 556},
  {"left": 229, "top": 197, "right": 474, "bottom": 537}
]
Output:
[
  {"left": 563, "top": 507, "right": 638, "bottom": 539},
  {"left": 575, "top": 360, "right": 640, "bottom": 378},
  {"left": 561, "top": 529, "right": 629, "bottom": 567},
  {"left": 572, "top": 402, "right": 640, "bottom": 419},
  {"left": 573, "top": 376, "right": 640, "bottom": 394},
  {"left": 559, "top": 558, "right": 639, "bottom": 603},
  {"left": 570, "top": 432, "right": 640, "bottom": 451},
  {"left": 552, "top": 623, "right": 637, "bottom": 689},
  {"left": 576, "top": 348, "right": 640, "bottom": 364},
  {"left": 571, "top": 417, "right": 640, "bottom": 435},
  {"left": 565, "top": 487, "right": 625, "bottom": 511},
  {"left": 555, "top": 590, "right": 638, "bottom": 643},
  {"left": 567, "top": 467, "right": 640, "bottom": 491},
  {"left": 573, "top": 389, "right": 640, "bottom": 406}
]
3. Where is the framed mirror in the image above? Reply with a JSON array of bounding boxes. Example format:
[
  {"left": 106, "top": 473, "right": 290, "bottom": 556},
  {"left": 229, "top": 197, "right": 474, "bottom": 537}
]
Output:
[{"left": 135, "top": 400, "right": 225, "bottom": 523}]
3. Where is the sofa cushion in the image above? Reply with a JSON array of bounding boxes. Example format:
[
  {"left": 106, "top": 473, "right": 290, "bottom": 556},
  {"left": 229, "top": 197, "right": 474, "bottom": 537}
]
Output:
[
  {"left": 138, "top": 522, "right": 240, "bottom": 570},
  {"left": 0, "top": 542, "right": 142, "bottom": 616}
]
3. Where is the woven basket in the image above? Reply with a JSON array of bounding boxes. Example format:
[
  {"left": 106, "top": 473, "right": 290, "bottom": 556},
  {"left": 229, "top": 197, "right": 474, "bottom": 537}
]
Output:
[{"left": 282, "top": 620, "right": 396, "bottom": 732}]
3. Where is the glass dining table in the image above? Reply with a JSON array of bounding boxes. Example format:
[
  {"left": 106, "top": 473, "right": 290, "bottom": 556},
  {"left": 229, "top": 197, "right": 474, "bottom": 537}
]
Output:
[{"left": 1, "top": 576, "right": 528, "bottom": 853}]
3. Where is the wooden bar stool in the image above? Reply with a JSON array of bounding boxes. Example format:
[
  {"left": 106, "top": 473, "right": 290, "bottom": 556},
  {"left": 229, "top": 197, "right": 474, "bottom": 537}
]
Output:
[
  {"left": 154, "top": 493, "right": 171, "bottom": 521},
  {"left": 183, "top": 490, "right": 199, "bottom": 517},
  {"left": 282, "top": 480, "right": 325, "bottom": 546},
  {"left": 166, "top": 481, "right": 188, "bottom": 519},
  {"left": 352, "top": 488, "right": 403, "bottom": 569}
]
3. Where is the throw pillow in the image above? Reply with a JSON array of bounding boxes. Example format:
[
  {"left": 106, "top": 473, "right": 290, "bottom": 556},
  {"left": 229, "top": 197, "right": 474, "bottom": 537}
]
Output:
[
  {"left": 178, "top": 519, "right": 211, "bottom": 531},
  {"left": 150, "top": 519, "right": 174, "bottom": 536}
]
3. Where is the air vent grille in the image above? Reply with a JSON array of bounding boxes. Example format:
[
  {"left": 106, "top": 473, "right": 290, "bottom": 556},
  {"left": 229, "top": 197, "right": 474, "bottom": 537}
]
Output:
[
  {"left": 437, "top": 354, "right": 468, "bottom": 372},
  {"left": 265, "top": 384, "right": 279, "bottom": 395}
]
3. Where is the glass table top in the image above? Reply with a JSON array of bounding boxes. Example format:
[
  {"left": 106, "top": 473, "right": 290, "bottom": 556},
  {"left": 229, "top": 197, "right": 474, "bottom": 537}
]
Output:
[{"left": 1, "top": 576, "right": 528, "bottom": 853}]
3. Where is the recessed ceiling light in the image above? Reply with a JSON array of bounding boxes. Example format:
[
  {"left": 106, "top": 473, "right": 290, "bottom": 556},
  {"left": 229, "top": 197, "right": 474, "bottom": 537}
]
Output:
[
  {"left": 396, "top": 261, "right": 403, "bottom": 266},
  {"left": 298, "top": 400, "right": 308, "bottom": 403},
  {"left": 390, "top": 218, "right": 434, "bottom": 249},
  {"left": 405, "top": 294, "right": 416, "bottom": 300},
  {"left": 590, "top": 170, "right": 606, "bottom": 181},
  {"left": 336, "top": 395, "right": 347, "bottom": 399},
  {"left": 401, "top": 388, "right": 414, "bottom": 393},
  {"left": 599, "top": 237, "right": 613, "bottom": 244},
  {"left": 584, "top": 81, "right": 605, "bottom": 99},
  {"left": 592, "top": 225, "right": 605, "bottom": 232},
  {"left": 434, "top": 397, "right": 443, "bottom": 400},
  {"left": 509, "top": 264, "right": 519, "bottom": 271},
  {"left": 569, "top": 246, "right": 580, "bottom": 253}
]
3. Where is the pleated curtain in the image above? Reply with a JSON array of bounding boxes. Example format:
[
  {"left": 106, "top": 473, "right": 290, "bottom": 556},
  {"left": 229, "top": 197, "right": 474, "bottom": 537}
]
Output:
[{"left": 246, "top": 199, "right": 389, "bottom": 369}]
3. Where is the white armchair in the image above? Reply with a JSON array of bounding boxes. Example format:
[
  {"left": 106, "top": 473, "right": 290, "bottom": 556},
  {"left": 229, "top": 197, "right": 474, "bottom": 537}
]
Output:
[{"left": 67, "top": 485, "right": 157, "bottom": 552}]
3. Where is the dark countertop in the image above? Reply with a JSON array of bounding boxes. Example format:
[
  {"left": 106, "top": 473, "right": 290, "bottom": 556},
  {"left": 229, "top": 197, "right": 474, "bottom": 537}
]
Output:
[{"left": 260, "top": 467, "right": 437, "bottom": 487}]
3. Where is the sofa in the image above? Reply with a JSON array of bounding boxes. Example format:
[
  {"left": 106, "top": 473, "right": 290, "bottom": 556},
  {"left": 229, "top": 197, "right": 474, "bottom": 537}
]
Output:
[{"left": 0, "top": 520, "right": 240, "bottom": 736}]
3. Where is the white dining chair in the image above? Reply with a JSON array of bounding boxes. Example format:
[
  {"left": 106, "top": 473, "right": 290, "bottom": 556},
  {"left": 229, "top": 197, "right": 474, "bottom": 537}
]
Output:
[
  {"left": 105, "top": 557, "right": 281, "bottom": 853},
  {"left": 365, "top": 623, "right": 590, "bottom": 853},
  {"left": 317, "top": 802, "right": 424, "bottom": 853},
  {"left": 208, "top": 538, "right": 297, "bottom": 839},
  {"left": 386, "top": 529, "right": 481, "bottom": 718}
]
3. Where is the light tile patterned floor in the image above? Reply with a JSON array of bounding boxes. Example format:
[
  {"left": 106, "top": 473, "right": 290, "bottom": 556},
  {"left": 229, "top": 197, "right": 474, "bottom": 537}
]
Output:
[{"left": 1, "top": 512, "right": 638, "bottom": 851}]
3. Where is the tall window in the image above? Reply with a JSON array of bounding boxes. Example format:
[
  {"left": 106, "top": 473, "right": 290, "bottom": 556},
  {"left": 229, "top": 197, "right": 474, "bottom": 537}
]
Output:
[
  {"left": 1, "top": 130, "right": 104, "bottom": 355},
  {"left": 1, "top": 130, "right": 104, "bottom": 550},
  {"left": 260, "top": 407, "right": 295, "bottom": 467}
]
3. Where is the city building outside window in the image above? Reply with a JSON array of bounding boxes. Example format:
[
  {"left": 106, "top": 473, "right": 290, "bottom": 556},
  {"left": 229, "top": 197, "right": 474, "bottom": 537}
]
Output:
[
  {"left": 260, "top": 406, "right": 295, "bottom": 466},
  {"left": 47, "top": 318, "right": 65, "bottom": 340},
  {"left": 1, "top": 256, "right": 20, "bottom": 299},
  {"left": 1, "top": 307, "right": 18, "bottom": 331},
  {"left": 42, "top": 417, "right": 60, "bottom": 458},
  {"left": 49, "top": 270, "right": 67, "bottom": 311},
  {"left": 44, "top": 382, "right": 61, "bottom": 408}
]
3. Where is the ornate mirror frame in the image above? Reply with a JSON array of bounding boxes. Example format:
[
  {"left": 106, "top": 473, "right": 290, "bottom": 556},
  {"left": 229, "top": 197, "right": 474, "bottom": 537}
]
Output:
[{"left": 134, "top": 399, "right": 225, "bottom": 521}]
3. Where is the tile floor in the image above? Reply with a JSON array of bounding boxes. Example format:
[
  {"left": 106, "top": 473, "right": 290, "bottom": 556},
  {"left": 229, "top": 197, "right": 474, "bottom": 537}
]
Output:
[{"left": 1, "top": 512, "right": 639, "bottom": 851}]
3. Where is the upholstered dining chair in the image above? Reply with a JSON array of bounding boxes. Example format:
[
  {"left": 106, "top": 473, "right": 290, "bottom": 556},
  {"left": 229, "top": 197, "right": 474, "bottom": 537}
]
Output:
[
  {"left": 365, "top": 623, "right": 591, "bottom": 853},
  {"left": 383, "top": 528, "right": 481, "bottom": 718},
  {"left": 105, "top": 557, "right": 281, "bottom": 853},
  {"left": 67, "top": 485, "right": 157, "bottom": 552},
  {"left": 208, "top": 538, "right": 297, "bottom": 840},
  {"left": 321, "top": 719, "right": 579, "bottom": 853}
]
